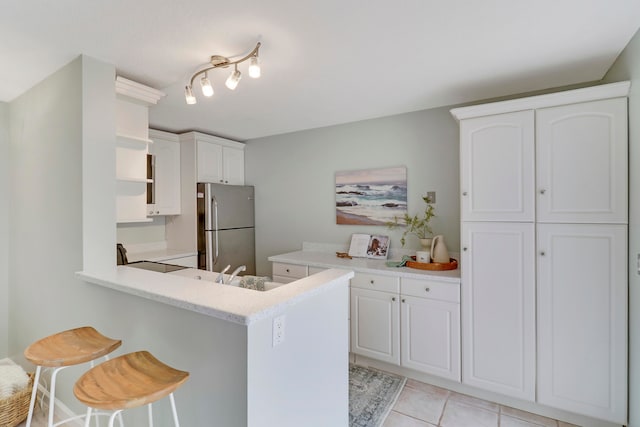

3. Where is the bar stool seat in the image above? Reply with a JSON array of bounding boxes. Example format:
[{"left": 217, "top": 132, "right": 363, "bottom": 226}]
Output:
[
  {"left": 24, "top": 326, "right": 122, "bottom": 427},
  {"left": 74, "top": 351, "right": 189, "bottom": 426}
]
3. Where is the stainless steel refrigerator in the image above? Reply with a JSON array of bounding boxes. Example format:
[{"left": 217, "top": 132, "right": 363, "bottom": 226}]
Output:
[{"left": 197, "top": 182, "right": 256, "bottom": 275}]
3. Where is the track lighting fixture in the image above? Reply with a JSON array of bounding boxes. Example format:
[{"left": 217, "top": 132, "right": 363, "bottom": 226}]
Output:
[{"left": 184, "top": 42, "right": 261, "bottom": 104}]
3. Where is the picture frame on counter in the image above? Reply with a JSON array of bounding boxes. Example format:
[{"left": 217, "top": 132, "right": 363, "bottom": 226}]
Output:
[{"left": 348, "top": 233, "right": 390, "bottom": 259}]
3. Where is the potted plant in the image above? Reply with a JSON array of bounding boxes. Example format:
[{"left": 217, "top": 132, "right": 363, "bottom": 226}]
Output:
[{"left": 386, "top": 195, "right": 435, "bottom": 248}]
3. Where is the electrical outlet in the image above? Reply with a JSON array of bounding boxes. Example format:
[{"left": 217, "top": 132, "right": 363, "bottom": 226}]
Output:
[
  {"left": 273, "top": 315, "right": 286, "bottom": 347},
  {"left": 427, "top": 191, "right": 436, "bottom": 203}
]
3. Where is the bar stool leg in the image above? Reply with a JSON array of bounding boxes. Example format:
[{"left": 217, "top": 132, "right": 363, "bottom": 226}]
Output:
[
  {"left": 169, "top": 393, "right": 180, "bottom": 427},
  {"left": 48, "top": 366, "right": 68, "bottom": 427},
  {"left": 83, "top": 408, "right": 93, "bottom": 427},
  {"left": 25, "top": 365, "right": 42, "bottom": 427},
  {"left": 108, "top": 410, "right": 124, "bottom": 427},
  {"left": 147, "top": 402, "right": 153, "bottom": 427}
]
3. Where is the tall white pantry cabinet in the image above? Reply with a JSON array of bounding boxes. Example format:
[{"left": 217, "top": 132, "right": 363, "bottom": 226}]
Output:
[{"left": 451, "top": 81, "right": 629, "bottom": 425}]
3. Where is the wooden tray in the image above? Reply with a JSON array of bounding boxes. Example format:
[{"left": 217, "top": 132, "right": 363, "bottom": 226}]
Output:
[{"left": 406, "top": 258, "right": 458, "bottom": 271}]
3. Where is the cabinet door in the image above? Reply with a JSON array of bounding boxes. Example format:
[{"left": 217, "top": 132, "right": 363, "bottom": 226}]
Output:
[
  {"left": 149, "top": 138, "right": 181, "bottom": 215},
  {"left": 196, "top": 140, "right": 223, "bottom": 183},
  {"left": 401, "top": 295, "right": 460, "bottom": 381},
  {"left": 350, "top": 287, "right": 400, "bottom": 365},
  {"left": 536, "top": 98, "right": 627, "bottom": 224},
  {"left": 461, "top": 222, "right": 536, "bottom": 400},
  {"left": 537, "top": 223, "right": 627, "bottom": 424},
  {"left": 222, "top": 146, "right": 245, "bottom": 185},
  {"left": 460, "top": 110, "right": 535, "bottom": 222}
]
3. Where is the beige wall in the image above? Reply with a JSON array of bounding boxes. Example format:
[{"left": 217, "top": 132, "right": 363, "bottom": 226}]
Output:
[
  {"left": 0, "top": 102, "right": 8, "bottom": 357},
  {"left": 245, "top": 106, "right": 460, "bottom": 275},
  {"left": 602, "top": 27, "right": 640, "bottom": 427}
]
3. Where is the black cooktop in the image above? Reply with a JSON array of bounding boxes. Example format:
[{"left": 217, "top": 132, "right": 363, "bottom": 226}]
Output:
[{"left": 126, "top": 261, "right": 189, "bottom": 273}]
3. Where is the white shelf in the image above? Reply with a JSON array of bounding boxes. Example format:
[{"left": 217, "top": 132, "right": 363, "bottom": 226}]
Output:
[
  {"left": 117, "top": 177, "right": 152, "bottom": 183},
  {"left": 117, "top": 133, "right": 153, "bottom": 146}
]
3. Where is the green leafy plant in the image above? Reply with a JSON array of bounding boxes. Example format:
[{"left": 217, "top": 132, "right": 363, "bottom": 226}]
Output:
[{"left": 386, "top": 195, "right": 435, "bottom": 247}]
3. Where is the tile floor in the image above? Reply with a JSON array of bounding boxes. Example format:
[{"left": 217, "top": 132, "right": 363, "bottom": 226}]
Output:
[
  {"left": 384, "top": 378, "right": 579, "bottom": 427},
  {"left": 19, "top": 378, "right": 579, "bottom": 427}
]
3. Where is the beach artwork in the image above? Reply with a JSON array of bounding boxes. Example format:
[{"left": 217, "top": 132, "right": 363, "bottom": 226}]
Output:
[{"left": 336, "top": 166, "right": 407, "bottom": 225}]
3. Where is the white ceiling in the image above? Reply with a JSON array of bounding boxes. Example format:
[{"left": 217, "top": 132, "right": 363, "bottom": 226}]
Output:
[{"left": 2, "top": 1, "right": 639, "bottom": 141}]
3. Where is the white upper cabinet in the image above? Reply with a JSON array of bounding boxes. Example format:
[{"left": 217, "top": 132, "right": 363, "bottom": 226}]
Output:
[
  {"left": 537, "top": 223, "right": 627, "bottom": 423},
  {"left": 197, "top": 140, "right": 223, "bottom": 183},
  {"left": 194, "top": 135, "right": 245, "bottom": 185},
  {"left": 148, "top": 130, "right": 180, "bottom": 216},
  {"left": 460, "top": 110, "right": 535, "bottom": 222},
  {"left": 536, "top": 98, "right": 628, "bottom": 224}
]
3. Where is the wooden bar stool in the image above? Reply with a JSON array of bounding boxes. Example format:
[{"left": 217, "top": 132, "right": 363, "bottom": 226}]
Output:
[
  {"left": 23, "top": 326, "right": 122, "bottom": 427},
  {"left": 73, "top": 350, "right": 189, "bottom": 427}
]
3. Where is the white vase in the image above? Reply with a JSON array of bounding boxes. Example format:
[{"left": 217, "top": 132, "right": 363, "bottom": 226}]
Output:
[{"left": 419, "top": 238, "right": 433, "bottom": 251}]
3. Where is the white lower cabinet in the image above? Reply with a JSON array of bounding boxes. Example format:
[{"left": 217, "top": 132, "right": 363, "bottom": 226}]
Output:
[
  {"left": 350, "top": 272, "right": 461, "bottom": 381},
  {"left": 461, "top": 222, "right": 536, "bottom": 401},
  {"left": 350, "top": 287, "right": 400, "bottom": 365},
  {"left": 537, "top": 223, "right": 627, "bottom": 424},
  {"left": 400, "top": 278, "right": 460, "bottom": 381}
]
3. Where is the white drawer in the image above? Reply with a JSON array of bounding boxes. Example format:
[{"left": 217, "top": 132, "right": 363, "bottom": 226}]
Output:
[
  {"left": 401, "top": 278, "right": 459, "bottom": 303},
  {"left": 272, "top": 262, "right": 308, "bottom": 279},
  {"left": 351, "top": 273, "right": 399, "bottom": 293}
]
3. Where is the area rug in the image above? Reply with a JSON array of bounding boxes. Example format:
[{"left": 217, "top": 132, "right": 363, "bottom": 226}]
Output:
[{"left": 349, "top": 364, "right": 406, "bottom": 427}]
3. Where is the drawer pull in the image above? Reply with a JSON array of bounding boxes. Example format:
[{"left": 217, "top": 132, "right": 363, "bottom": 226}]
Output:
[
  {"left": 402, "top": 298, "right": 405, "bottom": 303},
  {"left": 392, "top": 297, "right": 396, "bottom": 302},
  {"left": 370, "top": 280, "right": 374, "bottom": 284},
  {"left": 286, "top": 268, "right": 290, "bottom": 273},
  {"left": 425, "top": 287, "right": 430, "bottom": 292}
]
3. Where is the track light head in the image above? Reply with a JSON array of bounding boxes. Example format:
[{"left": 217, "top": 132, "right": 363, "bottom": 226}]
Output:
[
  {"left": 184, "top": 85, "right": 196, "bottom": 104},
  {"left": 200, "top": 73, "right": 214, "bottom": 97},
  {"left": 225, "top": 66, "right": 242, "bottom": 90}
]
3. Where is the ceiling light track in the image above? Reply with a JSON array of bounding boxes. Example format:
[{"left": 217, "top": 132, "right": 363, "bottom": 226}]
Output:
[{"left": 185, "top": 42, "right": 261, "bottom": 104}]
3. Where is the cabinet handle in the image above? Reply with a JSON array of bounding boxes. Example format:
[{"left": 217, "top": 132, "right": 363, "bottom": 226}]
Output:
[
  {"left": 370, "top": 280, "right": 374, "bottom": 284},
  {"left": 540, "top": 251, "right": 546, "bottom": 256},
  {"left": 225, "top": 180, "right": 228, "bottom": 184},
  {"left": 540, "top": 189, "right": 546, "bottom": 195},
  {"left": 286, "top": 268, "right": 290, "bottom": 273},
  {"left": 462, "top": 191, "right": 468, "bottom": 196},
  {"left": 463, "top": 247, "right": 468, "bottom": 251},
  {"left": 425, "top": 287, "right": 430, "bottom": 292},
  {"left": 392, "top": 297, "right": 396, "bottom": 302},
  {"left": 219, "top": 180, "right": 224, "bottom": 183},
  {"left": 402, "top": 298, "right": 405, "bottom": 303}
]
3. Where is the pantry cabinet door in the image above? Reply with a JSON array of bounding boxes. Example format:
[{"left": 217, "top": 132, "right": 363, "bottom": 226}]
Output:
[
  {"left": 460, "top": 110, "right": 535, "bottom": 222},
  {"left": 536, "top": 98, "right": 627, "bottom": 224},
  {"left": 537, "top": 223, "right": 627, "bottom": 424},
  {"left": 350, "top": 287, "right": 400, "bottom": 365},
  {"left": 460, "top": 221, "right": 536, "bottom": 401}
]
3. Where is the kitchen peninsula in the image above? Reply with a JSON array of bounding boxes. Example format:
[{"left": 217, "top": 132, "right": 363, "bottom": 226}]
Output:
[{"left": 77, "top": 266, "right": 353, "bottom": 426}]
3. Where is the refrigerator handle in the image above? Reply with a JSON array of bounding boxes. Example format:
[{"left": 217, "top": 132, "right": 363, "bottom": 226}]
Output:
[
  {"left": 205, "top": 231, "right": 214, "bottom": 271},
  {"left": 212, "top": 195, "right": 219, "bottom": 265}
]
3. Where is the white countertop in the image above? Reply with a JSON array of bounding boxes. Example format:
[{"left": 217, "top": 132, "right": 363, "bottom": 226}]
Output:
[
  {"left": 77, "top": 266, "right": 353, "bottom": 325},
  {"left": 268, "top": 250, "right": 460, "bottom": 283},
  {"left": 126, "top": 248, "right": 197, "bottom": 263}
]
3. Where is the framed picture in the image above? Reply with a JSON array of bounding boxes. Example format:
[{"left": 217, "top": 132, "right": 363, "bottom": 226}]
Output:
[
  {"left": 336, "top": 166, "right": 407, "bottom": 225},
  {"left": 348, "top": 233, "right": 390, "bottom": 259}
]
